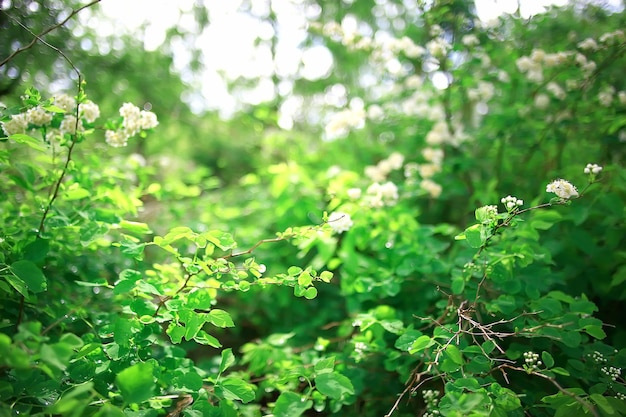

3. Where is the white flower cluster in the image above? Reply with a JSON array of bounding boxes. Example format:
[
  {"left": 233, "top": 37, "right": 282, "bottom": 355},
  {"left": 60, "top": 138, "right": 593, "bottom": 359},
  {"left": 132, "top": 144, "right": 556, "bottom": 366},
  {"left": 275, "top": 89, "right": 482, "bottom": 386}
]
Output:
[
  {"left": 1, "top": 113, "right": 29, "bottom": 136},
  {"left": 523, "top": 351, "right": 542, "bottom": 369},
  {"left": 501, "top": 195, "right": 523, "bottom": 211},
  {"left": 346, "top": 153, "right": 405, "bottom": 207},
  {"left": 462, "top": 34, "right": 480, "bottom": 47},
  {"left": 403, "top": 147, "right": 445, "bottom": 198},
  {"left": 590, "top": 350, "right": 608, "bottom": 363},
  {"left": 385, "top": 36, "right": 426, "bottom": 58},
  {"left": 54, "top": 93, "right": 76, "bottom": 112},
  {"left": 59, "top": 115, "right": 84, "bottom": 135},
  {"left": 601, "top": 366, "right": 621, "bottom": 382},
  {"left": 467, "top": 81, "right": 495, "bottom": 103},
  {"left": 327, "top": 211, "right": 353, "bottom": 234},
  {"left": 599, "top": 29, "right": 625, "bottom": 45},
  {"left": 354, "top": 341, "right": 367, "bottom": 354},
  {"left": 25, "top": 106, "right": 53, "bottom": 126},
  {"left": 482, "top": 205, "right": 499, "bottom": 220},
  {"left": 79, "top": 100, "right": 101, "bottom": 123},
  {"left": 422, "top": 389, "right": 441, "bottom": 417},
  {"left": 546, "top": 179, "right": 579, "bottom": 199},
  {"left": 584, "top": 163, "right": 603, "bottom": 175},
  {"left": 315, "top": 20, "right": 425, "bottom": 59},
  {"left": 546, "top": 82, "right": 566, "bottom": 100},
  {"left": 598, "top": 86, "right": 615, "bottom": 107},
  {"left": 347, "top": 188, "right": 362, "bottom": 200},
  {"left": 516, "top": 48, "right": 595, "bottom": 84},
  {"left": 366, "top": 181, "right": 399, "bottom": 208},
  {"left": 1, "top": 94, "right": 101, "bottom": 140},
  {"left": 577, "top": 38, "right": 599, "bottom": 51},
  {"left": 105, "top": 102, "right": 158, "bottom": 147},
  {"left": 616, "top": 393, "right": 626, "bottom": 401},
  {"left": 324, "top": 107, "right": 366, "bottom": 139},
  {"left": 364, "top": 152, "right": 404, "bottom": 183},
  {"left": 419, "top": 179, "right": 443, "bottom": 199},
  {"left": 426, "top": 37, "right": 449, "bottom": 58}
]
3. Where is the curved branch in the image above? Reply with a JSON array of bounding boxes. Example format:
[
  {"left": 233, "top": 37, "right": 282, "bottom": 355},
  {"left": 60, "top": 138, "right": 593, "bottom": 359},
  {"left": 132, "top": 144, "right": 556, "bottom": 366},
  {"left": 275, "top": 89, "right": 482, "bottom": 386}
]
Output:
[{"left": 0, "top": 0, "right": 101, "bottom": 68}]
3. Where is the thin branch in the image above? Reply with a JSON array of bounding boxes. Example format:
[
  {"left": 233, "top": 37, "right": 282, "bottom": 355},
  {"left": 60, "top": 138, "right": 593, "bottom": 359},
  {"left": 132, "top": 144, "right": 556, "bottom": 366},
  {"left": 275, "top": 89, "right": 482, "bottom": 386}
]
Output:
[
  {"left": 0, "top": 0, "right": 101, "bottom": 68},
  {"left": 496, "top": 364, "right": 600, "bottom": 417},
  {"left": 4, "top": 3, "right": 87, "bottom": 237},
  {"left": 8, "top": 2, "right": 91, "bottom": 324},
  {"left": 224, "top": 236, "right": 288, "bottom": 259}
]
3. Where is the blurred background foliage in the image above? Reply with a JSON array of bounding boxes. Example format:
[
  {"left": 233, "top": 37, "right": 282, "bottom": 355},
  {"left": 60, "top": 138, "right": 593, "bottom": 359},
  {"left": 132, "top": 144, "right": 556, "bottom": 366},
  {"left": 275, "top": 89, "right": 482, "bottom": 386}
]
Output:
[{"left": 1, "top": 0, "right": 626, "bottom": 415}]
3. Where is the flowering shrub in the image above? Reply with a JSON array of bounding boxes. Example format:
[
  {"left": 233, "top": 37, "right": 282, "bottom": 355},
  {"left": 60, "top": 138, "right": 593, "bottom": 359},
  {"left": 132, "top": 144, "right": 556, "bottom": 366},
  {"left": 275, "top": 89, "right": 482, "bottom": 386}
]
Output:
[{"left": 1, "top": 2, "right": 626, "bottom": 417}]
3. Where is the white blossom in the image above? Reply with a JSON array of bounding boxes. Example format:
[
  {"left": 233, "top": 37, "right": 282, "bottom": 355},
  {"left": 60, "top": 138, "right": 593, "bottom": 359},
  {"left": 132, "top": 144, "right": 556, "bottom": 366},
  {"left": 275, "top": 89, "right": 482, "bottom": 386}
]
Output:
[
  {"left": 59, "top": 115, "right": 84, "bottom": 135},
  {"left": 584, "top": 163, "right": 603, "bottom": 175},
  {"left": 421, "top": 179, "right": 442, "bottom": 198},
  {"left": 105, "top": 129, "right": 129, "bottom": 147},
  {"left": 327, "top": 211, "right": 353, "bottom": 233},
  {"left": 347, "top": 188, "right": 362, "bottom": 200},
  {"left": 546, "top": 179, "right": 579, "bottom": 199},
  {"left": 25, "top": 106, "right": 53, "bottom": 126},
  {"left": 1, "top": 113, "right": 28, "bottom": 136},
  {"left": 578, "top": 38, "right": 598, "bottom": 51},
  {"left": 79, "top": 100, "right": 101, "bottom": 123},
  {"left": 534, "top": 94, "right": 550, "bottom": 109},
  {"left": 501, "top": 195, "right": 523, "bottom": 211},
  {"left": 462, "top": 34, "right": 480, "bottom": 47},
  {"left": 54, "top": 93, "right": 76, "bottom": 112}
]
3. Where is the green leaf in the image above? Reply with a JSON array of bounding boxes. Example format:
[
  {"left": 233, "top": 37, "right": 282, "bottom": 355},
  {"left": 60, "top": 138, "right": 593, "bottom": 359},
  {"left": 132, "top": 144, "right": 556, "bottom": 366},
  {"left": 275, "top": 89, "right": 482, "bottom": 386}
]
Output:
[
  {"left": 315, "top": 372, "right": 354, "bottom": 400},
  {"left": 167, "top": 323, "right": 185, "bottom": 344},
  {"left": 184, "top": 314, "right": 206, "bottom": 340},
  {"left": 174, "top": 371, "right": 203, "bottom": 391},
  {"left": 273, "top": 391, "right": 313, "bottom": 417},
  {"left": 380, "top": 319, "right": 404, "bottom": 334},
  {"left": 542, "top": 351, "right": 555, "bottom": 368},
  {"left": 304, "top": 287, "right": 318, "bottom": 299},
  {"left": 217, "top": 377, "right": 256, "bottom": 403},
  {"left": 3, "top": 272, "right": 29, "bottom": 296},
  {"left": 583, "top": 325, "right": 606, "bottom": 339},
  {"left": 395, "top": 330, "right": 423, "bottom": 351},
  {"left": 319, "top": 271, "right": 333, "bottom": 282},
  {"left": 119, "top": 220, "right": 153, "bottom": 235},
  {"left": 60, "top": 333, "right": 84, "bottom": 350},
  {"left": 464, "top": 224, "right": 484, "bottom": 248},
  {"left": 93, "top": 404, "right": 125, "bottom": 417},
  {"left": 40, "top": 342, "right": 74, "bottom": 372},
  {"left": 590, "top": 394, "right": 614, "bottom": 415},
  {"left": 113, "top": 278, "right": 138, "bottom": 295},
  {"left": 298, "top": 271, "right": 312, "bottom": 287},
  {"left": 207, "top": 309, "right": 235, "bottom": 328},
  {"left": 219, "top": 348, "right": 236, "bottom": 375},
  {"left": 314, "top": 356, "right": 335, "bottom": 374},
  {"left": 115, "top": 362, "right": 155, "bottom": 404},
  {"left": 561, "top": 331, "right": 582, "bottom": 348},
  {"left": 10, "top": 133, "right": 47, "bottom": 151},
  {"left": 451, "top": 276, "right": 465, "bottom": 294},
  {"left": 64, "top": 186, "right": 91, "bottom": 201},
  {"left": 48, "top": 382, "right": 94, "bottom": 415},
  {"left": 409, "top": 335, "right": 434, "bottom": 354},
  {"left": 446, "top": 344, "right": 464, "bottom": 365},
  {"left": 551, "top": 367, "right": 570, "bottom": 376},
  {"left": 482, "top": 340, "right": 496, "bottom": 354},
  {"left": 23, "top": 238, "right": 49, "bottom": 263},
  {"left": 193, "top": 330, "right": 221, "bottom": 348},
  {"left": 11, "top": 260, "right": 47, "bottom": 293}
]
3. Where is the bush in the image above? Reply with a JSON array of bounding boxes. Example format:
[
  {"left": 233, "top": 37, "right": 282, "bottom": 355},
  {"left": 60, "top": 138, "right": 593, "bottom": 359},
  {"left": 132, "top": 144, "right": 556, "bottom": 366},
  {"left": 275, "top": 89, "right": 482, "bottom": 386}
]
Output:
[{"left": 1, "top": 1, "right": 625, "bottom": 416}]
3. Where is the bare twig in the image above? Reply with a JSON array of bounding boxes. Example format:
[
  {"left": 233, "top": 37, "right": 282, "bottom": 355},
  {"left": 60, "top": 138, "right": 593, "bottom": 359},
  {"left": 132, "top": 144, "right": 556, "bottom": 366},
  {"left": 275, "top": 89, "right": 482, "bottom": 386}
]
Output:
[
  {"left": 7, "top": 2, "right": 95, "bottom": 324},
  {"left": 0, "top": 1, "right": 101, "bottom": 68},
  {"left": 496, "top": 364, "right": 600, "bottom": 417}
]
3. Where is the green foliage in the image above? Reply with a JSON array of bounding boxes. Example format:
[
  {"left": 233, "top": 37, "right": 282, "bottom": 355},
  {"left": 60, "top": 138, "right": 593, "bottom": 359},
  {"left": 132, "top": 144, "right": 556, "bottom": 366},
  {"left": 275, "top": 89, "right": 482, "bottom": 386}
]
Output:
[{"left": 1, "top": 1, "right": 626, "bottom": 417}]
